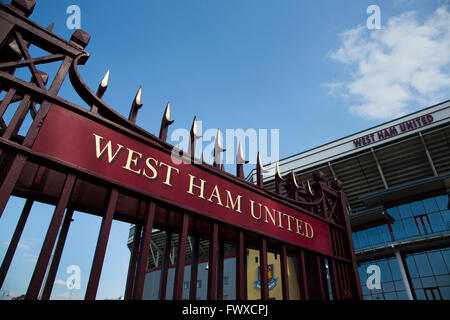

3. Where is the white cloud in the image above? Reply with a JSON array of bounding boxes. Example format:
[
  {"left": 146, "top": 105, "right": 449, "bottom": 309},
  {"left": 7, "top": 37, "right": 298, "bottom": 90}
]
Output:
[
  {"left": 328, "top": 6, "right": 450, "bottom": 120},
  {"left": 54, "top": 279, "right": 67, "bottom": 286},
  {"left": 0, "top": 241, "right": 31, "bottom": 250}
]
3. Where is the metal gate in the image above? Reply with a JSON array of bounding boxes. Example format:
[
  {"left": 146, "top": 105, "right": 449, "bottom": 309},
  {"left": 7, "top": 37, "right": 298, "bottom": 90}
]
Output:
[{"left": 0, "top": 0, "right": 362, "bottom": 300}]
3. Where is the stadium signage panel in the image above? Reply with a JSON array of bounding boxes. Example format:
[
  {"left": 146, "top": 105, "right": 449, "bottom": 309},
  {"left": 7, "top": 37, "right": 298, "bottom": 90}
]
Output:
[
  {"left": 32, "top": 105, "right": 332, "bottom": 255},
  {"left": 352, "top": 113, "right": 434, "bottom": 149}
]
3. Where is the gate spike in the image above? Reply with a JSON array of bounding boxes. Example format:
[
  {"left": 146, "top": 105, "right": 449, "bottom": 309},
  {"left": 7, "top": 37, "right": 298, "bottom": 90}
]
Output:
[
  {"left": 188, "top": 116, "right": 202, "bottom": 163},
  {"left": 128, "top": 86, "right": 143, "bottom": 124},
  {"left": 306, "top": 179, "right": 315, "bottom": 197},
  {"left": 236, "top": 142, "right": 248, "bottom": 179},
  {"left": 213, "top": 129, "right": 225, "bottom": 168},
  {"left": 256, "top": 152, "right": 269, "bottom": 188},
  {"left": 46, "top": 22, "right": 55, "bottom": 32},
  {"left": 96, "top": 69, "right": 109, "bottom": 99},
  {"left": 159, "top": 101, "right": 174, "bottom": 141},
  {"left": 274, "top": 162, "right": 285, "bottom": 194}
]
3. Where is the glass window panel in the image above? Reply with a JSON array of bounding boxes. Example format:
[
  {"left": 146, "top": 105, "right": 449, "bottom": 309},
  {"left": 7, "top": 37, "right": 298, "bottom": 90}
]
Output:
[
  {"left": 412, "top": 278, "right": 422, "bottom": 289},
  {"left": 388, "top": 258, "right": 402, "bottom": 281},
  {"left": 362, "top": 284, "right": 370, "bottom": 295},
  {"left": 442, "top": 211, "right": 450, "bottom": 230},
  {"left": 363, "top": 294, "right": 372, "bottom": 300},
  {"left": 435, "top": 195, "right": 448, "bottom": 211},
  {"left": 373, "top": 293, "right": 384, "bottom": 300},
  {"left": 423, "top": 198, "right": 438, "bottom": 213},
  {"left": 396, "top": 290, "right": 408, "bottom": 300},
  {"left": 399, "top": 204, "right": 412, "bottom": 218},
  {"left": 391, "top": 221, "right": 406, "bottom": 240},
  {"left": 378, "top": 260, "right": 392, "bottom": 282},
  {"left": 415, "top": 288, "right": 426, "bottom": 300},
  {"left": 428, "top": 251, "right": 448, "bottom": 275},
  {"left": 377, "top": 225, "right": 391, "bottom": 243},
  {"left": 421, "top": 276, "right": 437, "bottom": 288},
  {"left": 403, "top": 218, "right": 419, "bottom": 237},
  {"left": 410, "top": 201, "right": 425, "bottom": 216},
  {"left": 440, "top": 286, "right": 450, "bottom": 300},
  {"left": 405, "top": 256, "right": 418, "bottom": 278},
  {"left": 358, "top": 231, "right": 369, "bottom": 249},
  {"left": 352, "top": 233, "right": 360, "bottom": 250},
  {"left": 387, "top": 207, "right": 400, "bottom": 219},
  {"left": 427, "top": 213, "right": 445, "bottom": 233},
  {"left": 384, "top": 292, "right": 397, "bottom": 300},
  {"left": 394, "top": 280, "right": 404, "bottom": 291},
  {"left": 382, "top": 281, "right": 394, "bottom": 292},
  {"left": 442, "top": 249, "right": 450, "bottom": 270},
  {"left": 435, "top": 275, "right": 450, "bottom": 287},
  {"left": 366, "top": 227, "right": 380, "bottom": 246},
  {"left": 413, "top": 253, "right": 433, "bottom": 277}
]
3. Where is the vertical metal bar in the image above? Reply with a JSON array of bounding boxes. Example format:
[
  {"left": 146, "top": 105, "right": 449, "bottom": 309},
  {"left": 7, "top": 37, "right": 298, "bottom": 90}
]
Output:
[
  {"left": 316, "top": 255, "right": 326, "bottom": 300},
  {"left": 207, "top": 222, "right": 218, "bottom": 300},
  {"left": 41, "top": 208, "right": 74, "bottom": 300},
  {"left": 84, "top": 188, "right": 118, "bottom": 300},
  {"left": 235, "top": 230, "right": 245, "bottom": 300},
  {"left": 124, "top": 223, "right": 142, "bottom": 300},
  {"left": 298, "top": 249, "right": 309, "bottom": 300},
  {"left": 22, "top": 56, "right": 73, "bottom": 148},
  {"left": 260, "top": 238, "right": 269, "bottom": 300},
  {"left": 280, "top": 244, "right": 289, "bottom": 300},
  {"left": 419, "top": 132, "right": 438, "bottom": 176},
  {"left": 25, "top": 173, "right": 76, "bottom": 300},
  {"left": 133, "top": 201, "right": 156, "bottom": 300},
  {"left": 158, "top": 230, "right": 172, "bottom": 300},
  {"left": 217, "top": 235, "right": 224, "bottom": 300},
  {"left": 339, "top": 192, "right": 363, "bottom": 300},
  {"left": 173, "top": 213, "right": 189, "bottom": 300},
  {"left": 328, "top": 259, "right": 341, "bottom": 300},
  {"left": 189, "top": 235, "right": 199, "bottom": 300},
  {"left": 0, "top": 153, "right": 27, "bottom": 219},
  {"left": 0, "top": 87, "right": 17, "bottom": 119},
  {"left": 0, "top": 198, "right": 33, "bottom": 288},
  {"left": 2, "top": 94, "right": 31, "bottom": 139},
  {"left": 371, "top": 148, "right": 388, "bottom": 189}
]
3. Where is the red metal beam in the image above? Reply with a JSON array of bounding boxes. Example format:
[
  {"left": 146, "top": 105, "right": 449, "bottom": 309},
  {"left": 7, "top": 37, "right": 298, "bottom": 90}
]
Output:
[
  {"left": 158, "top": 230, "right": 172, "bottom": 300},
  {"left": 84, "top": 188, "right": 118, "bottom": 300},
  {"left": 124, "top": 223, "right": 142, "bottom": 300},
  {"left": 298, "top": 248, "right": 309, "bottom": 300},
  {"left": 189, "top": 235, "right": 199, "bottom": 300},
  {"left": 173, "top": 212, "right": 189, "bottom": 300},
  {"left": 260, "top": 238, "right": 269, "bottom": 300},
  {"left": 207, "top": 222, "right": 218, "bottom": 300},
  {"left": 217, "top": 235, "right": 224, "bottom": 300},
  {"left": 25, "top": 173, "right": 76, "bottom": 299},
  {"left": 280, "top": 244, "right": 289, "bottom": 300},
  {"left": 235, "top": 230, "right": 245, "bottom": 300},
  {"left": 0, "top": 198, "right": 33, "bottom": 288},
  {"left": 133, "top": 202, "right": 156, "bottom": 300},
  {"left": 41, "top": 208, "right": 74, "bottom": 300}
]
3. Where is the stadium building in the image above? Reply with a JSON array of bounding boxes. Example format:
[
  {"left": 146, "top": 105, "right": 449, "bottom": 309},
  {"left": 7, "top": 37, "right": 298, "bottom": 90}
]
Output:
[{"left": 129, "top": 100, "right": 450, "bottom": 300}]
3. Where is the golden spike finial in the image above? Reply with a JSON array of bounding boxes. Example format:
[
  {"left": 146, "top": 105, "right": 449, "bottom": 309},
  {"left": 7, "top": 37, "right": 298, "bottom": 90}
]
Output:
[
  {"left": 135, "top": 86, "right": 142, "bottom": 105},
  {"left": 159, "top": 101, "right": 174, "bottom": 141},
  {"left": 213, "top": 129, "right": 226, "bottom": 168},
  {"left": 101, "top": 69, "right": 110, "bottom": 88},
  {"left": 129, "top": 86, "right": 143, "bottom": 124},
  {"left": 307, "top": 179, "right": 315, "bottom": 196},
  {"left": 236, "top": 142, "right": 248, "bottom": 165},
  {"left": 189, "top": 116, "right": 202, "bottom": 163},
  {"left": 275, "top": 162, "right": 285, "bottom": 181}
]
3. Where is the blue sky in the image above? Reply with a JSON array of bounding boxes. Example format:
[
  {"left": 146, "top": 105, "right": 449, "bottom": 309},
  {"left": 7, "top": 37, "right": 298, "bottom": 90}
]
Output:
[{"left": 0, "top": 0, "right": 449, "bottom": 299}]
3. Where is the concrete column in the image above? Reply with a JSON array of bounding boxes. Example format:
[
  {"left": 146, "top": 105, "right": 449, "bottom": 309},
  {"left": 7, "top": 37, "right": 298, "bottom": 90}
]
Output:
[{"left": 393, "top": 247, "right": 414, "bottom": 300}]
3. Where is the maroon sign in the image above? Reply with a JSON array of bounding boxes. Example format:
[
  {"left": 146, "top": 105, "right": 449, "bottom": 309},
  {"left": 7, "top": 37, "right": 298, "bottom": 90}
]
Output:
[{"left": 32, "top": 105, "right": 332, "bottom": 255}]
